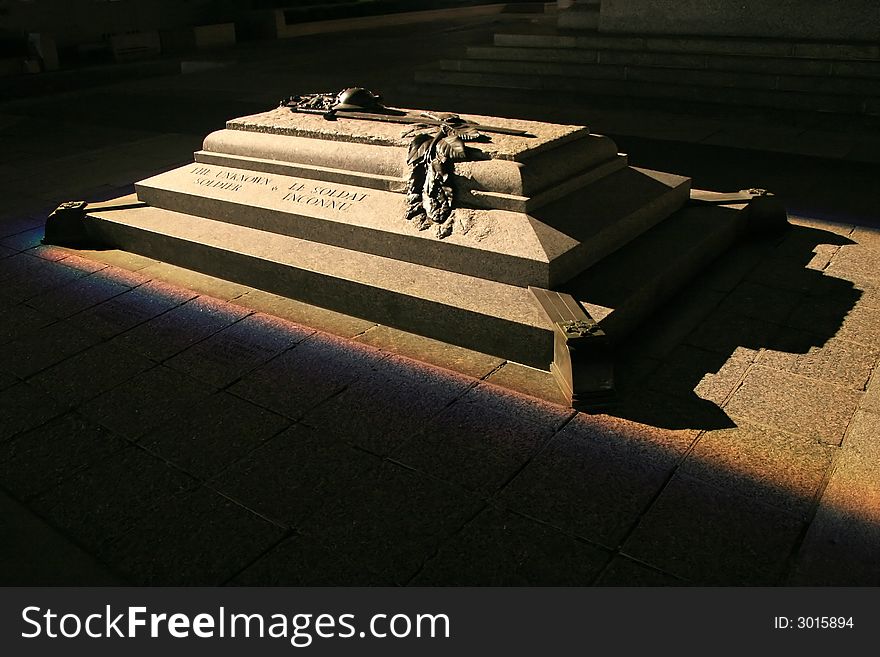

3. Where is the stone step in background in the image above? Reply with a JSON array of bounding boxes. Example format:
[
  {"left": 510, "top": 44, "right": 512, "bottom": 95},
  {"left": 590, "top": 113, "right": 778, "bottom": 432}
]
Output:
[
  {"left": 418, "top": 68, "right": 876, "bottom": 114},
  {"left": 557, "top": 2, "right": 599, "bottom": 30},
  {"left": 417, "top": 24, "right": 880, "bottom": 115},
  {"left": 240, "top": 1, "right": 556, "bottom": 40}
]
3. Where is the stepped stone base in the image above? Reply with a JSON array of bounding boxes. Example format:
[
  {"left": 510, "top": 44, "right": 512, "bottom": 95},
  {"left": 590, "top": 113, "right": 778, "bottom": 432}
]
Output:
[{"left": 44, "top": 102, "right": 781, "bottom": 408}]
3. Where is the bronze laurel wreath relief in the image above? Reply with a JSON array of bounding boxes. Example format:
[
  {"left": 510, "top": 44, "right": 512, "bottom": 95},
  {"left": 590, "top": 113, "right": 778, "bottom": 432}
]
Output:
[{"left": 403, "top": 113, "right": 485, "bottom": 239}]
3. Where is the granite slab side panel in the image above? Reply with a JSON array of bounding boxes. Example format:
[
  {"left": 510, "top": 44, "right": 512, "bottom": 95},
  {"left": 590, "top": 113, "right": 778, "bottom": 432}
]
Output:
[
  {"left": 202, "top": 127, "right": 621, "bottom": 200},
  {"left": 135, "top": 163, "right": 578, "bottom": 288}
]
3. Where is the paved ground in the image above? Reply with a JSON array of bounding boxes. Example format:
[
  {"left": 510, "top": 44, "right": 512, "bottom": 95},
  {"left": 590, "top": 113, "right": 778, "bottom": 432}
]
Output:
[{"left": 1, "top": 14, "right": 879, "bottom": 586}]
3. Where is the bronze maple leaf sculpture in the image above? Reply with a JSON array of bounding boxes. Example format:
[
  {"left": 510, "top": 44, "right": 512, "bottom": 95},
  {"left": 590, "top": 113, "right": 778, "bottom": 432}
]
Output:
[{"left": 403, "top": 113, "right": 484, "bottom": 239}]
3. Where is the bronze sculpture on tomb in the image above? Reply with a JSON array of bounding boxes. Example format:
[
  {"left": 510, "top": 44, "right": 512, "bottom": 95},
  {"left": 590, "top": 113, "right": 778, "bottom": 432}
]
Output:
[
  {"left": 401, "top": 113, "right": 485, "bottom": 239},
  {"left": 283, "top": 87, "right": 530, "bottom": 239}
]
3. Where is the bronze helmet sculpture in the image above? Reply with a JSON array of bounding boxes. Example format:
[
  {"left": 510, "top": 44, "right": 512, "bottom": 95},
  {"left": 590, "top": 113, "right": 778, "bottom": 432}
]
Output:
[{"left": 331, "top": 87, "right": 384, "bottom": 112}]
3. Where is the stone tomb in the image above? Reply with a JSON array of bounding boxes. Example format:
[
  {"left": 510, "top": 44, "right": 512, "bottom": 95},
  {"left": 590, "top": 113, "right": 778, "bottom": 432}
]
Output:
[{"left": 47, "top": 102, "right": 782, "bottom": 408}]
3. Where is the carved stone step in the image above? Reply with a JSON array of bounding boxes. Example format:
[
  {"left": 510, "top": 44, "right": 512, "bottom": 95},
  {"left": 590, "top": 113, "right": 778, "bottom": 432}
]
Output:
[
  {"left": 557, "top": 6, "right": 599, "bottom": 30},
  {"left": 82, "top": 196, "right": 557, "bottom": 369},
  {"left": 438, "top": 57, "right": 880, "bottom": 97},
  {"left": 415, "top": 69, "right": 872, "bottom": 114},
  {"left": 493, "top": 31, "right": 880, "bottom": 62},
  {"left": 466, "top": 45, "right": 880, "bottom": 79}
]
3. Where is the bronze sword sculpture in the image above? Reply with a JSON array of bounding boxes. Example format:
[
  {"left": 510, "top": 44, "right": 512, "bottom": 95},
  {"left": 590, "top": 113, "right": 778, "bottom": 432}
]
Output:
[{"left": 282, "top": 88, "right": 532, "bottom": 136}]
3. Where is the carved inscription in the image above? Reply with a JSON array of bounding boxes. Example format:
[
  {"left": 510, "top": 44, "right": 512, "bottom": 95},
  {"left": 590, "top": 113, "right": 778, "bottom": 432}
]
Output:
[
  {"left": 282, "top": 183, "right": 369, "bottom": 213},
  {"left": 187, "top": 166, "right": 370, "bottom": 213}
]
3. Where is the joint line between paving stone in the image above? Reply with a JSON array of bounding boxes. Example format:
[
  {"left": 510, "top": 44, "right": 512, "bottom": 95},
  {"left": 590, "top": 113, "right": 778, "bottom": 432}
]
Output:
[
  {"left": 219, "top": 527, "right": 297, "bottom": 586},
  {"left": 780, "top": 448, "right": 844, "bottom": 584},
  {"left": 0, "top": 473, "right": 134, "bottom": 583},
  {"left": 489, "top": 409, "right": 578, "bottom": 505},
  {"left": 191, "top": 420, "right": 295, "bottom": 483},
  {"left": 590, "top": 427, "right": 707, "bottom": 582},
  {"left": 403, "top": 499, "right": 491, "bottom": 587}
]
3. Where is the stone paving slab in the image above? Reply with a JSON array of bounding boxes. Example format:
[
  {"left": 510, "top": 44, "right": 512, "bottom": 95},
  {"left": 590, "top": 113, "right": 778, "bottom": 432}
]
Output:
[
  {"left": 0, "top": 370, "right": 17, "bottom": 392},
  {"left": 27, "top": 245, "right": 84, "bottom": 264},
  {"left": 683, "top": 306, "right": 781, "bottom": 357},
  {"left": 24, "top": 269, "right": 140, "bottom": 320},
  {"left": 825, "top": 246, "right": 880, "bottom": 291},
  {"left": 498, "top": 412, "right": 689, "bottom": 549},
  {"left": 0, "top": 412, "right": 127, "bottom": 502},
  {"left": 32, "top": 445, "right": 198, "bottom": 553},
  {"left": 785, "top": 292, "right": 880, "bottom": 348},
  {"left": 230, "top": 333, "right": 386, "bottom": 421},
  {"left": 392, "top": 399, "right": 556, "bottom": 496},
  {"left": 614, "top": 387, "right": 733, "bottom": 433},
  {"left": 231, "top": 534, "right": 385, "bottom": 586},
  {"left": 680, "top": 421, "right": 834, "bottom": 519},
  {"left": 164, "top": 312, "right": 313, "bottom": 388},
  {"left": 29, "top": 339, "right": 156, "bottom": 407},
  {"left": 622, "top": 473, "right": 805, "bottom": 585},
  {"left": 67, "top": 279, "right": 197, "bottom": 340},
  {"left": 139, "top": 391, "right": 291, "bottom": 481},
  {"left": 647, "top": 344, "right": 757, "bottom": 407},
  {"left": 412, "top": 506, "right": 611, "bottom": 585},
  {"left": 0, "top": 382, "right": 70, "bottom": 444},
  {"left": 715, "top": 280, "right": 804, "bottom": 324},
  {"left": 301, "top": 358, "right": 475, "bottom": 457},
  {"left": 790, "top": 410, "right": 880, "bottom": 585},
  {"left": 0, "top": 320, "right": 102, "bottom": 379},
  {"left": 850, "top": 226, "right": 880, "bottom": 251},
  {"left": 112, "top": 295, "right": 253, "bottom": 362},
  {"left": 211, "top": 423, "right": 379, "bottom": 530},
  {"left": 744, "top": 255, "right": 846, "bottom": 297},
  {"left": 79, "top": 365, "right": 216, "bottom": 441},
  {"left": 456, "top": 380, "right": 575, "bottom": 431},
  {"left": 0, "top": 256, "right": 95, "bottom": 304},
  {"left": 864, "top": 367, "right": 880, "bottom": 414},
  {"left": 757, "top": 334, "right": 879, "bottom": 391},
  {"left": 724, "top": 365, "right": 862, "bottom": 446},
  {"left": 295, "top": 461, "right": 485, "bottom": 585},
  {"left": 0, "top": 490, "right": 123, "bottom": 585},
  {"left": 95, "top": 485, "right": 286, "bottom": 586},
  {"left": 0, "top": 227, "right": 47, "bottom": 252},
  {"left": 0, "top": 301, "right": 55, "bottom": 346}
]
